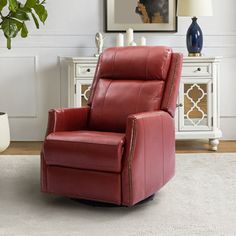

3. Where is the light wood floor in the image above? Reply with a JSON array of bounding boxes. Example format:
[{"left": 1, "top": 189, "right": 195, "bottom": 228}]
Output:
[{"left": 1, "top": 140, "right": 236, "bottom": 155}]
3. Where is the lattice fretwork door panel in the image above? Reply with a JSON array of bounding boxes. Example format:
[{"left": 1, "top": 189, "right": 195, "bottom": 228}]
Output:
[
  {"left": 75, "top": 80, "right": 92, "bottom": 107},
  {"left": 179, "top": 79, "right": 213, "bottom": 131}
]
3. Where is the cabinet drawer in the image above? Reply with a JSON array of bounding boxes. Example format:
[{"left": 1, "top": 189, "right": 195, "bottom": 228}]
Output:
[
  {"left": 75, "top": 64, "right": 96, "bottom": 77},
  {"left": 182, "top": 63, "right": 212, "bottom": 77}
]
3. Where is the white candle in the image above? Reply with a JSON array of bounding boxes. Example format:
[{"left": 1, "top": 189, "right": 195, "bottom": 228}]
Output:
[
  {"left": 126, "top": 28, "right": 134, "bottom": 46},
  {"left": 130, "top": 41, "right": 137, "bottom": 46},
  {"left": 116, "top": 33, "right": 124, "bottom": 47},
  {"left": 140, "top": 36, "right": 146, "bottom": 46}
]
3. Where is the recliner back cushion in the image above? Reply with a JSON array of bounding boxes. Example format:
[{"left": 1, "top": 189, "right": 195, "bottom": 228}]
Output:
[
  {"left": 88, "top": 46, "right": 172, "bottom": 133},
  {"left": 97, "top": 46, "right": 172, "bottom": 81}
]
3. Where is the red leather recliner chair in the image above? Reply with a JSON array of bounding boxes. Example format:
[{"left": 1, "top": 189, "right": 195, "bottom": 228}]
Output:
[{"left": 41, "top": 46, "right": 183, "bottom": 206}]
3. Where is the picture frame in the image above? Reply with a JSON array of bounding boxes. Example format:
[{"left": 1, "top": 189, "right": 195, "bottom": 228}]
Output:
[{"left": 105, "top": 0, "right": 177, "bottom": 32}]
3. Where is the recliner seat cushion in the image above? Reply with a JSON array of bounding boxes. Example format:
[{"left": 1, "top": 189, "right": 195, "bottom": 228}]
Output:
[{"left": 44, "top": 131, "right": 125, "bottom": 173}]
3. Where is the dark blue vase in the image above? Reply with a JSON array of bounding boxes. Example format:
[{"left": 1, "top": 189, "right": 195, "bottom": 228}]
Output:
[{"left": 186, "top": 17, "right": 203, "bottom": 56}]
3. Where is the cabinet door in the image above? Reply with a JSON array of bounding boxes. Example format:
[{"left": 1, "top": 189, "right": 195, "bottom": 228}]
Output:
[
  {"left": 75, "top": 80, "right": 93, "bottom": 107},
  {"left": 179, "top": 78, "right": 213, "bottom": 131}
]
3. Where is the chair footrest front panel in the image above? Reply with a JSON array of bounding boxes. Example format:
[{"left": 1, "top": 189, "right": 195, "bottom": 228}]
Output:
[{"left": 45, "top": 165, "right": 121, "bottom": 205}]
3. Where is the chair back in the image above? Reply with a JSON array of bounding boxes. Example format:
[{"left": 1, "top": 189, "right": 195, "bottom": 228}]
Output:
[{"left": 88, "top": 46, "right": 183, "bottom": 132}]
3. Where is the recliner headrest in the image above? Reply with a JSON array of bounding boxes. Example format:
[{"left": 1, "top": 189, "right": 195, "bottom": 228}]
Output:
[{"left": 99, "top": 46, "right": 172, "bottom": 81}]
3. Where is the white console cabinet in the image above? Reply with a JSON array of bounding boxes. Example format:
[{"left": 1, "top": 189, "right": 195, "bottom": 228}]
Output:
[{"left": 66, "top": 56, "right": 222, "bottom": 151}]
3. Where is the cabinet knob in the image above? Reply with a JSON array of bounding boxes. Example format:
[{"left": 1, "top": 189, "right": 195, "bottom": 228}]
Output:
[
  {"left": 176, "top": 103, "right": 183, "bottom": 108},
  {"left": 87, "top": 68, "right": 91, "bottom": 72},
  {"left": 197, "top": 67, "right": 201, "bottom": 72}
]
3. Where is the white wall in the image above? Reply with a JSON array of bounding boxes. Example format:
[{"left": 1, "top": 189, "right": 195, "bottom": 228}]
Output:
[{"left": 0, "top": 0, "right": 235, "bottom": 140}]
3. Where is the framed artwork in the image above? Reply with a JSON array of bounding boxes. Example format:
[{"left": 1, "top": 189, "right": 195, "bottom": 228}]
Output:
[{"left": 105, "top": 0, "right": 177, "bottom": 32}]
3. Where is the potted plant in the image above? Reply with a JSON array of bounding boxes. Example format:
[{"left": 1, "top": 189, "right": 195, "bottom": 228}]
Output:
[
  {"left": 0, "top": 112, "right": 10, "bottom": 152},
  {"left": 0, "top": 0, "right": 48, "bottom": 151},
  {"left": 0, "top": 0, "right": 48, "bottom": 49}
]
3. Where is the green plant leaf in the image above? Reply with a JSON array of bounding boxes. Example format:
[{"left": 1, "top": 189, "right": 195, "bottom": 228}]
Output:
[
  {"left": 0, "top": 0, "right": 7, "bottom": 11},
  {"left": 12, "top": 18, "right": 22, "bottom": 31},
  {"left": 24, "top": 0, "right": 36, "bottom": 8},
  {"left": 2, "top": 18, "right": 20, "bottom": 38},
  {"left": 31, "top": 12, "right": 39, "bottom": 28},
  {"left": 2, "top": 17, "right": 22, "bottom": 49},
  {"left": 21, "top": 22, "right": 28, "bottom": 37},
  {"left": 21, "top": 5, "right": 31, "bottom": 13},
  {"left": 8, "top": 0, "right": 18, "bottom": 12},
  {"left": 1, "top": 0, "right": 47, "bottom": 49},
  {"left": 33, "top": 4, "right": 47, "bottom": 23},
  {"left": 11, "top": 8, "right": 30, "bottom": 21}
]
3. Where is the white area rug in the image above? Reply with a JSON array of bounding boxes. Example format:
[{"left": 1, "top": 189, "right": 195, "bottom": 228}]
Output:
[{"left": 0, "top": 154, "right": 236, "bottom": 236}]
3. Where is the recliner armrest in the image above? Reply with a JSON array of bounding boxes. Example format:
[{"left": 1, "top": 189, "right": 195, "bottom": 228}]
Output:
[
  {"left": 45, "top": 107, "right": 90, "bottom": 136},
  {"left": 122, "top": 110, "right": 175, "bottom": 206}
]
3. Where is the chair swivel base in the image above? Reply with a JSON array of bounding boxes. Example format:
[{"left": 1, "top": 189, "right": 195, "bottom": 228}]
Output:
[{"left": 70, "top": 194, "right": 155, "bottom": 207}]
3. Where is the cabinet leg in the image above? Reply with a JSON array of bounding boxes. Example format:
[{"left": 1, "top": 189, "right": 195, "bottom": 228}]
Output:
[{"left": 209, "top": 139, "right": 219, "bottom": 151}]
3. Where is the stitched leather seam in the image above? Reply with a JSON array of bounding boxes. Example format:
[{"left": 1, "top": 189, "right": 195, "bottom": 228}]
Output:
[
  {"left": 53, "top": 111, "right": 57, "bottom": 133},
  {"left": 47, "top": 163, "right": 121, "bottom": 173},
  {"left": 46, "top": 139, "right": 124, "bottom": 147},
  {"left": 161, "top": 115, "right": 165, "bottom": 185},
  {"left": 153, "top": 82, "right": 165, "bottom": 108},
  {"left": 161, "top": 48, "right": 170, "bottom": 79},
  {"left": 128, "top": 119, "right": 136, "bottom": 205},
  {"left": 164, "top": 55, "right": 179, "bottom": 114},
  {"left": 88, "top": 53, "right": 103, "bottom": 105},
  {"left": 100, "top": 79, "right": 113, "bottom": 124},
  {"left": 112, "top": 48, "right": 117, "bottom": 78},
  {"left": 45, "top": 162, "right": 121, "bottom": 175},
  {"left": 47, "top": 164, "right": 121, "bottom": 174},
  {"left": 135, "top": 83, "right": 143, "bottom": 113},
  {"left": 145, "top": 48, "right": 150, "bottom": 80},
  {"left": 141, "top": 118, "right": 146, "bottom": 196}
]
